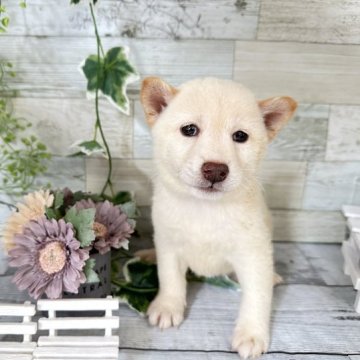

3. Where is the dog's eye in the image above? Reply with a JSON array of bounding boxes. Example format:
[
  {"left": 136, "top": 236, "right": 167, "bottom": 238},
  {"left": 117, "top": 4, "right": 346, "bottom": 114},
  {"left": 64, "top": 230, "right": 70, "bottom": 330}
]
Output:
[
  {"left": 181, "top": 124, "right": 200, "bottom": 137},
  {"left": 232, "top": 130, "right": 249, "bottom": 143}
]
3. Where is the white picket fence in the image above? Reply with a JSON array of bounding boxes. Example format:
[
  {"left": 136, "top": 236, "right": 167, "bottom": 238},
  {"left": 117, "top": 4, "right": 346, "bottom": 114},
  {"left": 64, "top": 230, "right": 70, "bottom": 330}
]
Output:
[
  {"left": 0, "top": 301, "right": 37, "bottom": 360},
  {"left": 0, "top": 297, "right": 120, "bottom": 360},
  {"left": 342, "top": 205, "right": 360, "bottom": 313}
]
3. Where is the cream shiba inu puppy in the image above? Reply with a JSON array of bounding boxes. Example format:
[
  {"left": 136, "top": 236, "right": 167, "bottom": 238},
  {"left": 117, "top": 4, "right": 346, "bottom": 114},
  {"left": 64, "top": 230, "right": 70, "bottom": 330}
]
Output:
[{"left": 140, "top": 77, "right": 297, "bottom": 359}]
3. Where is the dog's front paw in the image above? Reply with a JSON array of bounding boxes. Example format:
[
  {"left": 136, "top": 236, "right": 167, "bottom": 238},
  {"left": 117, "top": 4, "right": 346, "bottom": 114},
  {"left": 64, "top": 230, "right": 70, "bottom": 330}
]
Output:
[
  {"left": 232, "top": 326, "right": 269, "bottom": 359},
  {"left": 147, "top": 295, "right": 185, "bottom": 329}
]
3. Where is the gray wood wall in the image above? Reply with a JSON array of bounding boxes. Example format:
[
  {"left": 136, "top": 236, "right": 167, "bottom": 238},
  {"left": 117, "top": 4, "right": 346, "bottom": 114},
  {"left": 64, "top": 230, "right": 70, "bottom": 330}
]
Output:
[{"left": 1, "top": 0, "right": 360, "bottom": 243}]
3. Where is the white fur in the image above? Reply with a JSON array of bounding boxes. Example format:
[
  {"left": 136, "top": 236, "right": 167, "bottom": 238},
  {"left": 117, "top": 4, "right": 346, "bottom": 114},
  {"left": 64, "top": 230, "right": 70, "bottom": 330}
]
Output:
[{"left": 142, "top": 77, "right": 295, "bottom": 359}]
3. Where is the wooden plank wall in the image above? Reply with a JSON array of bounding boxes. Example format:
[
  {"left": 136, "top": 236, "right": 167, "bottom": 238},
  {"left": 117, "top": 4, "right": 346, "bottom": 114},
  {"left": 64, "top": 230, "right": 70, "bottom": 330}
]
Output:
[{"left": 1, "top": 0, "right": 360, "bottom": 243}]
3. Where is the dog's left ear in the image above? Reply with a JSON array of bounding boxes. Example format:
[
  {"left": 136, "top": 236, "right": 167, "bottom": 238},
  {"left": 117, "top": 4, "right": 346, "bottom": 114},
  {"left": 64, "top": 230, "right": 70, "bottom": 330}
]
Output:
[
  {"left": 140, "top": 77, "right": 178, "bottom": 126},
  {"left": 258, "top": 96, "right": 297, "bottom": 141}
]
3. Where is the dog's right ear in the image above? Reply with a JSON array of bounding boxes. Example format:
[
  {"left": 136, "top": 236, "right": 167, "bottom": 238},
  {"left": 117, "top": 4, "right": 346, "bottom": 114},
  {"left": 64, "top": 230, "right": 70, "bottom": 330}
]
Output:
[{"left": 140, "top": 77, "right": 178, "bottom": 126}]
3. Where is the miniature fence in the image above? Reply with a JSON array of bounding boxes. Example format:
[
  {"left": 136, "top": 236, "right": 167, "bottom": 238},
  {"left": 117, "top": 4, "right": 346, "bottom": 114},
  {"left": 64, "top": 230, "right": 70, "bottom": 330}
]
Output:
[
  {"left": 34, "top": 296, "right": 119, "bottom": 360},
  {"left": 342, "top": 205, "right": 360, "bottom": 313},
  {"left": 0, "top": 301, "right": 37, "bottom": 360}
]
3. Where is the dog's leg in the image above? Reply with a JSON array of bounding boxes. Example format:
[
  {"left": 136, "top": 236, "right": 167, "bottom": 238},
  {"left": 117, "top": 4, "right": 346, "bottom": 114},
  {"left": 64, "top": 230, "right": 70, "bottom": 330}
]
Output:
[
  {"left": 231, "top": 248, "right": 273, "bottom": 359},
  {"left": 147, "top": 249, "right": 187, "bottom": 329}
]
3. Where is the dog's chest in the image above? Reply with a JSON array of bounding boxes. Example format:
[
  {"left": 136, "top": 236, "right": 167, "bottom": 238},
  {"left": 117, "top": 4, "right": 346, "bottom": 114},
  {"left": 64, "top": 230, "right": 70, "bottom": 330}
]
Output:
[
  {"left": 182, "top": 239, "right": 234, "bottom": 276},
  {"left": 156, "top": 198, "right": 246, "bottom": 276}
]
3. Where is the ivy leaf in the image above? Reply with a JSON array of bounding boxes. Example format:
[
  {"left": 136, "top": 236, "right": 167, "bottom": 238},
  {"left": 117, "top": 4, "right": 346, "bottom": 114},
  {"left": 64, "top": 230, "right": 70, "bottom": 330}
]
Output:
[
  {"left": 19, "top": 2, "right": 27, "bottom": 8},
  {"left": 111, "top": 191, "right": 132, "bottom": 205},
  {"left": 84, "top": 258, "right": 100, "bottom": 283},
  {"left": 70, "top": 140, "right": 106, "bottom": 157},
  {"left": 187, "top": 271, "right": 240, "bottom": 290},
  {"left": 81, "top": 47, "right": 138, "bottom": 114},
  {"left": 112, "top": 258, "right": 158, "bottom": 314},
  {"left": 65, "top": 206, "right": 96, "bottom": 247}
]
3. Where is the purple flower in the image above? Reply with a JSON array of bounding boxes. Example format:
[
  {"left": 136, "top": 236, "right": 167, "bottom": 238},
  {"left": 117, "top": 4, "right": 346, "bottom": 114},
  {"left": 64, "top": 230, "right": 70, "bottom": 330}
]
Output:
[
  {"left": 8, "top": 217, "right": 89, "bottom": 299},
  {"left": 75, "top": 199, "right": 133, "bottom": 255}
]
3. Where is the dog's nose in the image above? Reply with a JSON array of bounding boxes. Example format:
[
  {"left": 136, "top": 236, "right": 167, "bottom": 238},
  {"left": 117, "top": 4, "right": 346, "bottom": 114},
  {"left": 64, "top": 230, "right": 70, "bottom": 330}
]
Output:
[{"left": 201, "top": 162, "right": 229, "bottom": 183}]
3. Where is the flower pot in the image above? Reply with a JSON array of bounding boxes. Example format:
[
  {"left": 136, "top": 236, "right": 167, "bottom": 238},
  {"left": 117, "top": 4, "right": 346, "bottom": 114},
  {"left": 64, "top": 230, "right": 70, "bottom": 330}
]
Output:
[{"left": 63, "top": 251, "right": 112, "bottom": 299}]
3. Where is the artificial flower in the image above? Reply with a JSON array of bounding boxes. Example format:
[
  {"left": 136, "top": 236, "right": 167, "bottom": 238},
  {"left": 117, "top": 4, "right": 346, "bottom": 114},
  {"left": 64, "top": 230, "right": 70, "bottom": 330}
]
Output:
[
  {"left": 75, "top": 199, "right": 133, "bottom": 254},
  {"left": 8, "top": 216, "right": 89, "bottom": 299},
  {"left": 3, "top": 189, "right": 54, "bottom": 252}
]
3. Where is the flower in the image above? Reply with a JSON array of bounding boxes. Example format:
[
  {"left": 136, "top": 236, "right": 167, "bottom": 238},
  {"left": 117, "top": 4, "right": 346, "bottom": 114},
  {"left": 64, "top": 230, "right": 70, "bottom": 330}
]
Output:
[
  {"left": 75, "top": 199, "right": 133, "bottom": 254},
  {"left": 8, "top": 216, "right": 89, "bottom": 299},
  {"left": 3, "top": 190, "right": 54, "bottom": 252}
]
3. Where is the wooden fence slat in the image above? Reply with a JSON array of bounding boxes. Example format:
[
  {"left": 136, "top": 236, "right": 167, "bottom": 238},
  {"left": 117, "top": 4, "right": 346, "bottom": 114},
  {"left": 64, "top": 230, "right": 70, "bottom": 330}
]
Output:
[
  {"left": 0, "top": 322, "right": 37, "bottom": 335},
  {"left": 38, "top": 336, "right": 119, "bottom": 347},
  {"left": 342, "top": 241, "right": 360, "bottom": 290},
  {"left": 38, "top": 317, "right": 119, "bottom": 331},
  {"left": 0, "top": 342, "right": 36, "bottom": 353},
  {"left": 348, "top": 218, "right": 360, "bottom": 233},
  {"left": 33, "top": 346, "right": 118, "bottom": 358},
  {"left": 0, "top": 303, "right": 36, "bottom": 316},
  {"left": 0, "top": 355, "right": 33, "bottom": 360},
  {"left": 343, "top": 205, "right": 360, "bottom": 218},
  {"left": 37, "top": 298, "right": 119, "bottom": 311}
]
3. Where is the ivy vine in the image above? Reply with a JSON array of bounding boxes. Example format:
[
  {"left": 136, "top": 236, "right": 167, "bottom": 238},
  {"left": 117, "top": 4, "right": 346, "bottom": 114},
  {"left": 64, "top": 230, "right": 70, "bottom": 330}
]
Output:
[{"left": 71, "top": 0, "right": 138, "bottom": 197}]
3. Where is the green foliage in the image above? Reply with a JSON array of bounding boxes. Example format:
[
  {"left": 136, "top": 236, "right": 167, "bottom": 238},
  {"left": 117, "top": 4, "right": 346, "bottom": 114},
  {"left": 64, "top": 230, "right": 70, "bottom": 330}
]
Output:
[
  {"left": 64, "top": 206, "right": 96, "bottom": 247},
  {"left": 0, "top": 72, "right": 51, "bottom": 194},
  {"left": 82, "top": 47, "right": 137, "bottom": 114},
  {"left": 71, "top": 139, "right": 106, "bottom": 157},
  {"left": 0, "top": 3, "right": 50, "bottom": 196},
  {"left": 111, "top": 257, "right": 240, "bottom": 314},
  {"left": 187, "top": 271, "right": 240, "bottom": 290},
  {"left": 84, "top": 258, "right": 100, "bottom": 283},
  {"left": 112, "top": 258, "right": 158, "bottom": 314}
]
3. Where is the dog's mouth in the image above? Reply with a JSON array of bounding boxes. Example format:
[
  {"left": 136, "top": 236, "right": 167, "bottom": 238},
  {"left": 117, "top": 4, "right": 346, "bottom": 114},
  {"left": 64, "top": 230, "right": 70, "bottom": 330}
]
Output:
[{"left": 196, "top": 184, "right": 222, "bottom": 193}]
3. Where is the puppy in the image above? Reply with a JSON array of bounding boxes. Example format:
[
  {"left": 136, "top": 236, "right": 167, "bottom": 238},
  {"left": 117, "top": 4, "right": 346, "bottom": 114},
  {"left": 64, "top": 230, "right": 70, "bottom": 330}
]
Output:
[{"left": 140, "top": 77, "right": 297, "bottom": 359}]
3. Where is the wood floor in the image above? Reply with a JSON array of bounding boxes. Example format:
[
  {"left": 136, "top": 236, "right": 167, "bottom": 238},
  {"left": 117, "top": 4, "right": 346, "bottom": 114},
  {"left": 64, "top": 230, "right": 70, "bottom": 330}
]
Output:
[{"left": 0, "top": 242, "right": 359, "bottom": 359}]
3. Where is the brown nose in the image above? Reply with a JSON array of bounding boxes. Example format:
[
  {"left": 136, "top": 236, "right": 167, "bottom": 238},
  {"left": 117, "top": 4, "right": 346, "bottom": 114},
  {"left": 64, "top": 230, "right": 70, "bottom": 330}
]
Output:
[{"left": 201, "top": 162, "right": 229, "bottom": 183}]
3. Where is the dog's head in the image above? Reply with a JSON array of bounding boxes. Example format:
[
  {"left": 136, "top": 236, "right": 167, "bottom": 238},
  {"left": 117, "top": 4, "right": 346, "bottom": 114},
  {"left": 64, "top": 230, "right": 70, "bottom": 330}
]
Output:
[{"left": 141, "top": 77, "right": 297, "bottom": 200}]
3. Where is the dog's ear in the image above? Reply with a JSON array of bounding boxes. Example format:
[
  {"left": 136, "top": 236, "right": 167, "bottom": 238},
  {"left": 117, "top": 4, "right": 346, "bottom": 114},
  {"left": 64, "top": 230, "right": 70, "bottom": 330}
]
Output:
[
  {"left": 258, "top": 96, "right": 297, "bottom": 141},
  {"left": 140, "top": 77, "right": 178, "bottom": 126}
]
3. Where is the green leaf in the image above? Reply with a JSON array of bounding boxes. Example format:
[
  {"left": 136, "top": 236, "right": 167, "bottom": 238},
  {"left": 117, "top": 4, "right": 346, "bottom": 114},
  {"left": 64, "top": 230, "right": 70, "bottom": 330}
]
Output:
[
  {"left": 65, "top": 206, "right": 96, "bottom": 247},
  {"left": 81, "top": 47, "right": 138, "bottom": 114},
  {"left": 115, "top": 287, "right": 155, "bottom": 315},
  {"left": 111, "top": 258, "right": 159, "bottom": 314},
  {"left": 45, "top": 207, "right": 57, "bottom": 220},
  {"left": 54, "top": 191, "right": 64, "bottom": 209},
  {"left": 123, "top": 258, "right": 159, "bottom": 289},
  {"left": 84, "top": 258, "right": 100, "bottom": 283},
  {"left": 19, "top": 1, "right": 27, "bottom": 8},
  {"left": 71, "top": 140, "right": 106, "bottom": 157},
  {"left": 70, "top": 0, "right": 81, "bottom": 3},
  {"left": 187, "top": 271, "right": 240, "bottom": 290},
  {"left": 1, "top": 17, "right": 9, "bottom": 28},
  {"left": 120, "top": 201, "right": 138, "bottom": 218},
  {"left": 111, "top": 191, "right": 132, "bottom": 205}
]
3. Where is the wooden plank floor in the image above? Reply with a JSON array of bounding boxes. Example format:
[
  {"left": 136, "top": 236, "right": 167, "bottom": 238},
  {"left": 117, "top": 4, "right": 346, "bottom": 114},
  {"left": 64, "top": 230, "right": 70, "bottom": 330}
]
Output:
[{"left": 0, "top": 242, "right": 359, "bottom": 359}]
